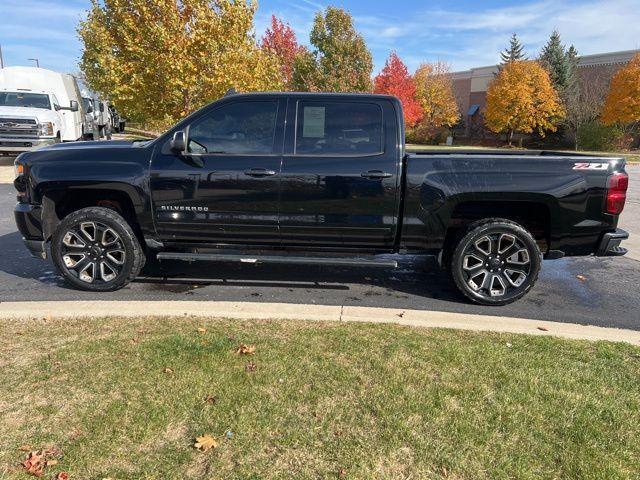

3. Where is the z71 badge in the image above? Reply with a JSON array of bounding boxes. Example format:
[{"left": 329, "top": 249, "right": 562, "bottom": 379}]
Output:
[{"left": 573, "top": 162, "right": 609, "bottom": 170}]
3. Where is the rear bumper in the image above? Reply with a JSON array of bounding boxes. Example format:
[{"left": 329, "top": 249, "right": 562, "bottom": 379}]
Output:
[
  {"left": 0, "top": 137, "right": 58, "bottom": 153},
  {"left": 596, "top": 229, "right": 629, "bottom": 257},
  {"left": 14, "top": 202, "right": 47, "bottom": 259}
]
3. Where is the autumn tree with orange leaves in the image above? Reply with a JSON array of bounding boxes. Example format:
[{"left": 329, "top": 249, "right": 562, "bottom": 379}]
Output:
[
  {"left": 373, "top": 52, "right": 423, "bottom": 127},
  {"left": 601, "top": 53, "right": 640, "bottom": 140},
  {"left": 260, "top": 15, "right": 306, "bottom": 89},
  {"left": 411, "top": 62, "right": 460, "bottom": 142},
  {"left": 485, "top": 60, "right": 564, "bottom": 145}
]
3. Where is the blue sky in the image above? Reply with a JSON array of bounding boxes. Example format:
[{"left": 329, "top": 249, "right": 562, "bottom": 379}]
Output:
[{"left": 0, "top": 0, "right": 638, "bottom": 75}]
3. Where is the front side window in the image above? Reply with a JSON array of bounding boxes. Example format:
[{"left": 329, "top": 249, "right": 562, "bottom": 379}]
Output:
[
  {"left": 0, "top": 92, "right": 51, "bottom": 110},
  {"left": 188, "top": 101, "right": 278, "bottom": 155},
  {"left": 295, "top": 101, "right": 383, "bottom": 155}
]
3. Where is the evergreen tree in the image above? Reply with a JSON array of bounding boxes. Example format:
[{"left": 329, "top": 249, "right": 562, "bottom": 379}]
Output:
[
  {"left": 500, "top": 33, "right": 526, "bottom": 66},
  {"left": 540, "top": 30, "right": 570, "bottom": 91}
]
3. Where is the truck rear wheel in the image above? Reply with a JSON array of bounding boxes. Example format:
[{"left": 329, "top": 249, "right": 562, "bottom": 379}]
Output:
[
  {"left": 51, "top": 207, "right": 144, "bottom": 292},
  {"left": 450, "top": 219, "right": 541, "bottom": 306}
]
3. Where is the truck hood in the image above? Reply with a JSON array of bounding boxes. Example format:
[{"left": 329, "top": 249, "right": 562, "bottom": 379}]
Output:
[
  {"left": 41, "top": 139, "right": 140, "bottom": 151},
  {"left": 0, "top": 106, "right": 57, "bottom": 122}
]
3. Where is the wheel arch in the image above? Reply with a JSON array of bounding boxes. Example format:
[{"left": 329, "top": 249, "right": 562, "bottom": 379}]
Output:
[
  {"left": 442, "top": 200, "right": 551, "bottom": 262},
  {"left": 42, "top": 186, "right": 144, "bottom": 245}
]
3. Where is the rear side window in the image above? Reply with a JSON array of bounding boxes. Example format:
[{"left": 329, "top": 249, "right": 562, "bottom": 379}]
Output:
[
  {"left": 295, "top": 101, "right": 383, "bottom": 156},
  {"left": 188, "top": 101, "right": 278, "bottom": 155}
]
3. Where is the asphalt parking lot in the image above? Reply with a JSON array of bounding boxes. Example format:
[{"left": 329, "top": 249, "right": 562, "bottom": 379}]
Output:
[{"left": 0, "top": 157, "right": 638, "bottom": 330}]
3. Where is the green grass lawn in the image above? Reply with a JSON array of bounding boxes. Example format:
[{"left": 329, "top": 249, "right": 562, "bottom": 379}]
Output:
[{"left": 1, "top": 317, "right": 639, "bottom": 480}]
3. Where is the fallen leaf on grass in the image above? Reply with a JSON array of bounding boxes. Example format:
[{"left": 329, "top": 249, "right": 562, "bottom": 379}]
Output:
[
  {"left": 397, "top": 311, "right": 405, "bottom": 318},
  {"left": 576, "top": 274, "right": 587, "bottom": 282},
  {"left": 22, "top": 452, "right": 44, "bottom": 477},
  {"left": 537, "top": 326, "right": 549, "bottom": 331},
  {"left": 163, "top": 367, "right": 173, "bottom": 374},
  {"left": 197, "top": 327, "right": 207, "bottom": 334},
  {"left": 194, "top": 434, "right": 218, "bottom": 451},
  {"left": 18, "top": 445, "right": 32, "bottom": 452},
  {"left": 339, "top": 468, "right": 347, "bottom": 478},
  {"left": 246, "top": 360, "right": 257, "bottom": 372},
  {"left": 21, "top": 449, "right": 58, "bottom": 477},
  {"left": 236, "top": 343, "right": 256, "bottom": 355},
  {"left": 205, "top": 395, "right": 217, "bottom": 404},
  {"left": 57, "top": 472, "right": 69, "bottom": 480}
]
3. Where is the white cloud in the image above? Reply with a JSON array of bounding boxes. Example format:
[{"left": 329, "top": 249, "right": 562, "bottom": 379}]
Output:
[{"left": 353, "top": 0, "right": 640, "bottom": 72}]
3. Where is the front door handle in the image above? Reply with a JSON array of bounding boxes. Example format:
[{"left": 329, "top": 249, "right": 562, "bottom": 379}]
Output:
[
  {"left": 361, "top": 170, "right": 392, "bottom": 179},
  {"left": 244, "top": 168, "right": 277, "bottom": 177}
]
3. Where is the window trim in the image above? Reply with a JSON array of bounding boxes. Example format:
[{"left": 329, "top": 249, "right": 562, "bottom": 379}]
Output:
[
  {"left": 292, "top": 100, "right": 385, "bottom": 158},
  {"left": 186, "top": 100, "right": 280, "bottom": 157}
]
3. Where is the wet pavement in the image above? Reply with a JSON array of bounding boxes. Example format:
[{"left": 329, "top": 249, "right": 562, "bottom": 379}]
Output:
[{"left": 1, "top": 167, "right": 639, "bottom": 331}]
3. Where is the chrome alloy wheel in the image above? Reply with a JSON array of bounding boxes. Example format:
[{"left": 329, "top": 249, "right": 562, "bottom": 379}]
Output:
[
  {"left": 461, "top": 233, "right": 532, "bottom": 298},
  {"left": 60, "top": 221, "right": 126, "bottom": 284}
]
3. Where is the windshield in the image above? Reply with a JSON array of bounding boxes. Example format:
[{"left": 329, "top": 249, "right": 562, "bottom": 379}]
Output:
[
  {"left": 82, "top": 97, "right": 93, "bottom": 111},
  {"left": 0, "top": 92, "right": 51, "bottom": 109}
]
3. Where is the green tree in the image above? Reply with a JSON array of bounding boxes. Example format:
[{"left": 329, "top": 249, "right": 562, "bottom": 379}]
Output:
[
  {"left": 78, "top": 0, "right": 282, "bottom": 131},
  {"left": 539, "top": 31, "right": 570, "bottom": 89},
  {"left": 539, "top": 32, "right": 584, "bottom": 147},
  {"left": 292, "top": 6, "right": 373, "bottom": 92},
  {"left": 500, "top": 33, "right": 526, "bottom": 66}
]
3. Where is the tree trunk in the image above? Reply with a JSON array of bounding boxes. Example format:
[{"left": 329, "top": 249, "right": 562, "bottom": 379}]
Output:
[{"left": 507, "top": 130, "right": 514, "bottom": 146}]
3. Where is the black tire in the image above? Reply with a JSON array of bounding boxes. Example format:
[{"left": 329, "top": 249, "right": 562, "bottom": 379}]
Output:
[
  {"left": 51, "top": 207, "right": 144, "bottom": 292},
  {"left": 450, "top": 219, "right": 541, "bottom": 306}
]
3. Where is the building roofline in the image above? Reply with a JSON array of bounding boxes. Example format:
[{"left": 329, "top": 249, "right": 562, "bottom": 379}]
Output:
[{"left": 452, "top": 48, "right": 639, "bottom": 78}]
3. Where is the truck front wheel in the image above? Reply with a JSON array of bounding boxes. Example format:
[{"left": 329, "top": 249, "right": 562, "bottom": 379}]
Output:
[
  {"left": 51, "top": 207, "right": 144, "bottom": 292},
  {"left": 450, "top": 219, "right": 541, "bottom": 306}
]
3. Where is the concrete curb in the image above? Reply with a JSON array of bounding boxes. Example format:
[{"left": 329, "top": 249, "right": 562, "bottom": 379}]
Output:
[{"left": 1, "top": 300, "right": 639, "bottom": 346}]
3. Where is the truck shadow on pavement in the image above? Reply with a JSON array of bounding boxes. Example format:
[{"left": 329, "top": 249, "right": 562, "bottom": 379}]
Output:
[
  {"left": 0, "top": 230, "right": 465, "bottom": 303},
  {"left": 137, "top": 254, "right": 464, "bottom": 302}
]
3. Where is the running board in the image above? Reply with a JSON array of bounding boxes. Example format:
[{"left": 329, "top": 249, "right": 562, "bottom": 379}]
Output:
[{"left": 156, "top": 252, "right": 398, "bottom": 268}]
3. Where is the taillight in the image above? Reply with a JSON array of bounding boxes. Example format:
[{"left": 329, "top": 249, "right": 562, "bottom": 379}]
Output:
[{"left": 605, "top": 172, "right": 628, "bottom": 215}]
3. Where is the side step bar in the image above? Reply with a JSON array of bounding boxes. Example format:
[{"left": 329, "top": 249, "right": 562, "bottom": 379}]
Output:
[{"left": 156, "top": 252, "right": 398, "bottom": 268}]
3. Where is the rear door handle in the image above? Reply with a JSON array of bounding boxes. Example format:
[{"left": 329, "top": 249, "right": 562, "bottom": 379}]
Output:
[
  {"left": 361, "top": 170, "right": 392, "bottom": 179},
  {"left": 244, "top": 168, "right": 277, "bottom": 177}
]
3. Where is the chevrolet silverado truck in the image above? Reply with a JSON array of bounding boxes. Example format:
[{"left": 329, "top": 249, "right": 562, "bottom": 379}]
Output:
[{"left": 13, "top": 92, "right": 630, "bottom": 305}]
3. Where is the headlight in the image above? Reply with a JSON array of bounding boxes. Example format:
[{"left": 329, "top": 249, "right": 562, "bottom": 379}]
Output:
[{"left": 38, "top": 122, "right": 54, "bottom": 136}]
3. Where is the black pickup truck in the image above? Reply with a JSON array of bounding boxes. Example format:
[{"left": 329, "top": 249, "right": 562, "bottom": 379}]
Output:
[{"left": 14, "top": 92, "right": 630, "bottom": 305}]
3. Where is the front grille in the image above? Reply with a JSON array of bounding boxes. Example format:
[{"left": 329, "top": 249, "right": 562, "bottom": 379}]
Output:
[
  {"left": 0, "top": 117, "right": 39, "bottom": 137},
  {"left": 0, "top": 117, "right": 37, "bottom": 124}
]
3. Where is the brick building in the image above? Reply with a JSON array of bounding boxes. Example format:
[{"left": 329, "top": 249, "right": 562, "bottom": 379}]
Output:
[{"left": 452, "top": 49, "right": 639, "bottom": 138}]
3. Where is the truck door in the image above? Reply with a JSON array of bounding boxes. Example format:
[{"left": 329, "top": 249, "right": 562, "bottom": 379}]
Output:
[
  {"left": 278, "top": 97, "right": 401, "bottom": 249},
  {"left": 150, "top": 97, "right": 285, "bottom": 245}
]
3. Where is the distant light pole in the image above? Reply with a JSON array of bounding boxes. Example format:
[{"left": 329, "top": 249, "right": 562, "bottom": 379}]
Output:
[
  {"left": 28, "top": 58, "right": 40, "bottom": 68},
  {"left": 0, "top": 44, "right": 4, "bottom": 68}
]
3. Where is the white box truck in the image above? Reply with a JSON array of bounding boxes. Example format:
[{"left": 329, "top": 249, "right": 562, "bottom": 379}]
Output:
[{"left": 0, "top": 67, "right": 83, "bottom": 154}]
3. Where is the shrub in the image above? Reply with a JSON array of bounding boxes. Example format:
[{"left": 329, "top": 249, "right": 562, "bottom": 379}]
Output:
[{"left": 577, "top": 121, "right": 626, "bottom": 151}]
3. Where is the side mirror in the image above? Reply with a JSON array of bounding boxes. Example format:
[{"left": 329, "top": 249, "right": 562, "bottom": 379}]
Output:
[
  {"left": 170, "top": 131, "right": 186, "bottom": 154},
  {"left": 70, "top": 100, "right": 79, "bottom": 112}
]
